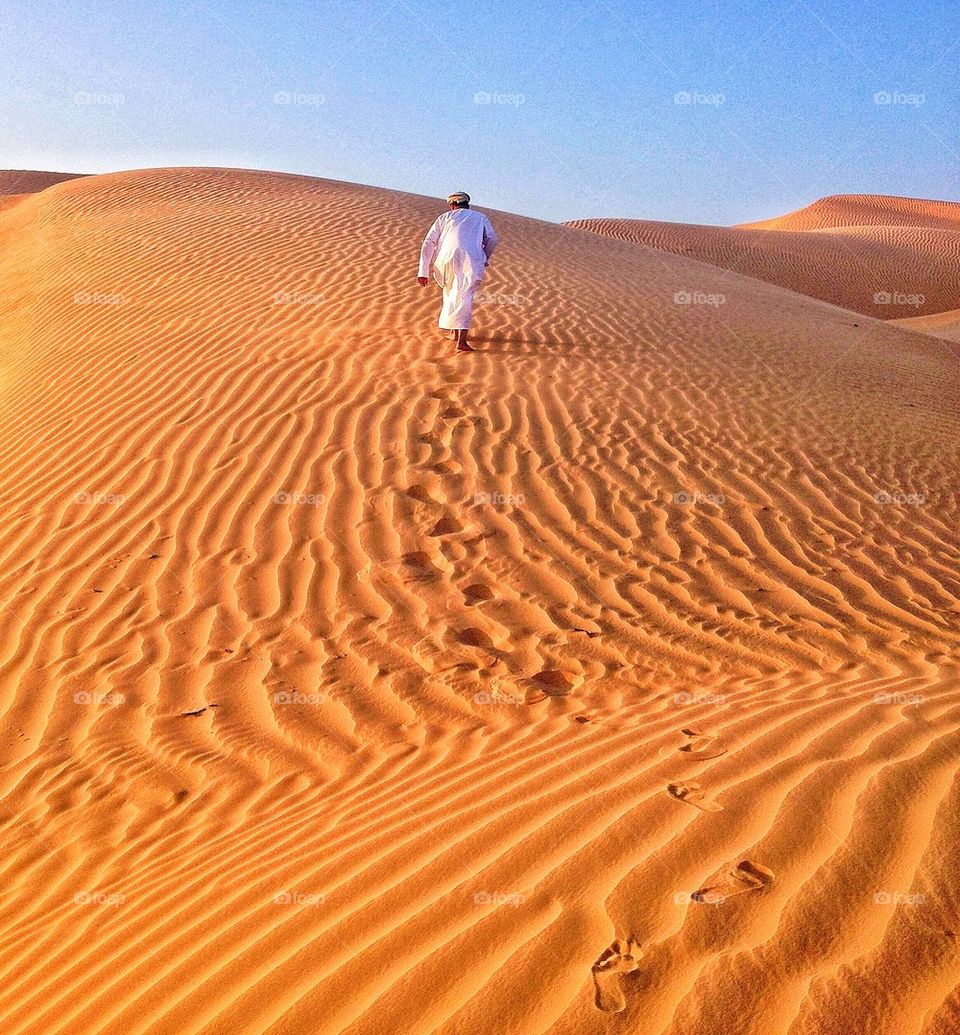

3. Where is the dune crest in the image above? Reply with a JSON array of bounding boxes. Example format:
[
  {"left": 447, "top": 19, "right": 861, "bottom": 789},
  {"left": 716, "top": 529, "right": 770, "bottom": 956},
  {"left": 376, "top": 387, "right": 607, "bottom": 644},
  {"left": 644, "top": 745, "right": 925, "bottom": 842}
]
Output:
[
  {"left": 893, "top": 307, "right": 960, "bottom": 343},
  {"left": 566, "top": 193, "right": 960, "bottom": 318},
  {"left": 736, "top": 193, "right": 960, "bottom": 232}
]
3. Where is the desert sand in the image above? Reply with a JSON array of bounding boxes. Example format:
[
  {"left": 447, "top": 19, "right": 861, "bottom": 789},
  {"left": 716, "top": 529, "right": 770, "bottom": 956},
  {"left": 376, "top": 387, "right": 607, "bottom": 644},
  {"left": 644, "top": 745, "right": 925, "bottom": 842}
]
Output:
[
  {"left": 566, "top": 194, "right": 960, "bottom": 320},
  {"left": 893, "top": 309, "right": 960, "bottom": 344},
  {"left": 0, "top": 170, "right": 86, "bottom": 213},
  {"left": 0, "top": 168, "right": 957, "bottom": 1034}
]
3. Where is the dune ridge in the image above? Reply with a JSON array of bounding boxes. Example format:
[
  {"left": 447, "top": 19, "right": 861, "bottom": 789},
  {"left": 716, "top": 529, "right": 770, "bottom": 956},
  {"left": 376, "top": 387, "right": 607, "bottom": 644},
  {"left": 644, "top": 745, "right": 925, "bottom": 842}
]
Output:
[
  {"left": 0, "top": 168, "right": 958, "bottom": 1034},
  {"left": 0, "top": 170, "right": 86, "bottom": 195},
  {"left": 736, "top": 193, "right": 960, "bottom": 232},
  {"left": 894, "top": 308, "right": 960, "bottom": 343},
  {"left": 564, "top": 202, "right": 960, "bottom": 319},
  {"left": 0, "top": 171, "right": 87, "bottom": 213}
]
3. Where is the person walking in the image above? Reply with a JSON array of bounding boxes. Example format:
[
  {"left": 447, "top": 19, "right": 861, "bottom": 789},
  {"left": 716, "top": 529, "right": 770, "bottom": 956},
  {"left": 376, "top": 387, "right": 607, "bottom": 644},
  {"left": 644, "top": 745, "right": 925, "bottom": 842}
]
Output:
[{"left": 417, "top": 192, "right": 498, "bottom": 352}]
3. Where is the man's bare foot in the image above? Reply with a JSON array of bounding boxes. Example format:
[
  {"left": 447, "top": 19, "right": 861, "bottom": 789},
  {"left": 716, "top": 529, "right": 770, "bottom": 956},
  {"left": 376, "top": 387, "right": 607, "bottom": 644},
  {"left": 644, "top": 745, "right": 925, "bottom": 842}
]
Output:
[{"left": 456, "top": 341, "right": 475, "bottom": 352}]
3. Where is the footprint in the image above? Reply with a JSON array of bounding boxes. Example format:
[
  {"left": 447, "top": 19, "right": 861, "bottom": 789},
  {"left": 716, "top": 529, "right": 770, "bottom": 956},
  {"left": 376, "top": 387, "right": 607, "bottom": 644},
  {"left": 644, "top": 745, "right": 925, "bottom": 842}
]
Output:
[
  {"left": 406, "top": 485, "right": 439, "bottom": 504},
  {"left": 429, "top": 516, "right": 463, "bottom": 536},
  {"left": 463, "top": 583, "right": 494, "bottom": 604},
  {"left": 453, "top": 627, "right": 497, "bottom": 651},
  {"left": 692, "top": 859, "right": 775, "bottom": 904},
  {"left": 678, "top": 731, "right": 727, "bottom": 759},
  {"left": 735, "top": 860, "right": 776, "bottom": 889},
  {"left": 531, "top": 669, "right": 576, "bottom": 697},
  {"left": 592, "top": 938, "right": 643, "bottom": 1013},
  {"left": 401, "top": 551, "right": 435, "bottom": 571},
  {"left": 667, "top": 782, "right": 723, "bottom": 812},
  {"left": 464, "top": 530, "right": 498, "bottom": 548},
  {"left": 440, "top": 406, "right": 466, "bottom": 419},
  {"left": 398, "top": 552, "right": 443, "bottom": 584}
]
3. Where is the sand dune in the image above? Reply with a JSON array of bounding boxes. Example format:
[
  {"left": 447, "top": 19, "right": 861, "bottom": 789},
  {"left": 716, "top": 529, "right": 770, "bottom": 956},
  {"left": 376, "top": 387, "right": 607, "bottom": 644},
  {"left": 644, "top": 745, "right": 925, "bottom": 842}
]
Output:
[
  {"left": 894, "top": 308, "right": 960, "bottom": 343},
  {"left": 0, "top": 170, "right": 86, "bottom": 210},
  {"left": 0, "top": 168, "right": 958, "bottom": 1034},
  {"left": 0, "top": 170, "right": 86, "bottom": 195},
  {"left": 565, "top": 198, "right": 960, "bottom": 318},
  {"left": 736, "top": 193, "right": 960, "bottom": 232}
]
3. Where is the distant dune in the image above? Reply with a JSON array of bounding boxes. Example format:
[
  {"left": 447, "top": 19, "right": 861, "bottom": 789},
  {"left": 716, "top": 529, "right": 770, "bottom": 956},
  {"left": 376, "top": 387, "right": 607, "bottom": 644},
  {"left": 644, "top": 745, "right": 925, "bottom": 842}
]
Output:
[
  {"left": 0, "top": 170, "right": 87, "bottom": 213},
  {"left": 893, "top": 307, "right": 960, "bottom": 343},
  {"left": 737, "top": 193, "right": 960, "bottom": 232},
  {"left": 0, "top": 169, "right": 86, "bottom": 196},
  {"left": 566, "top": 195, "right": 960, "bottom": 319},
  {"left": 0, "top": 169, "right": 957, "bottom": 1035}
]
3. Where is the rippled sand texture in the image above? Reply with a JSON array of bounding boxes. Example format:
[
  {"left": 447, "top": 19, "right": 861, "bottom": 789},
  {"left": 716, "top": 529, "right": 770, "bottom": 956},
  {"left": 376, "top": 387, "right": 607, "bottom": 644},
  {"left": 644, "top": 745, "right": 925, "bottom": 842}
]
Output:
[
  {"left": 894, "top": 309, "right": 960, "bottom": 344},
  {"left": 0, "top": 169, "right": 958, "bottom": 1035},
  {"left": 566, "top": 194, "right": 960, "bottom": 319}
]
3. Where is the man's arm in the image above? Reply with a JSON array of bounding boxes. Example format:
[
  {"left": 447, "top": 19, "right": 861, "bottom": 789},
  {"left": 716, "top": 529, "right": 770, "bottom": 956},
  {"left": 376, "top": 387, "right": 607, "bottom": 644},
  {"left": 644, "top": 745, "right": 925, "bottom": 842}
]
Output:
[
  {"left": 417, "top": 217, "right": 443, "bottom": 281},
  {"left": 482, "top": 217, "right": 498, "bottom": 264}
]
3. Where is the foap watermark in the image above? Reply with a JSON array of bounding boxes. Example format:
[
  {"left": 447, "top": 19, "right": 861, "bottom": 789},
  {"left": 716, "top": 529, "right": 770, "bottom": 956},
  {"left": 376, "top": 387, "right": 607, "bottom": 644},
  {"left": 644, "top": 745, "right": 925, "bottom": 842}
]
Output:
[
  {"left": 874, "top": 291, "right": 924, "bottom": 308},
  {"left": 874, "top": 690, "right": 924, "bottom": 705},
  {"left": 274, "top": 491, "right": 324, "bottom": 506},
  {"left": 474, "top": 491, "right": 524, "bottom": 506},
  {"left": 475, "top": 290, "right": 526, "bottom": 307},
  {"left": 474, "top": 689, "right": 524, "bottom": 706},
  {"left": 674, "top": 290, "right": 725, "bottom": 307},
  {"left": 674, "top": 91, "right": 725, "bottom": 106},
  {"left": 474, "top": 90, "right": 525, "bottom": 106},
  {"left": 274, "top": 691, "right": 325, "bottom": 705},
  {"left": 74, "top": 890, "right": 124, "bottom": 906},
  {"left": 274, "top": 289, "right": 325, "bottom": 305},
  {"left": 73, "top": 491, "right": 125, "bottom": 505},
  {"left": 873, "top": 90, "right": 925, "bottom": 107},
  {"left": 474, "top": 890, "right": 524, "bottom": 907},
  {"left": 273, "top": 891, "right": 325, "bottom": 906},
  {"left": 673, "top": 491, "right": 725, "bottom": 506},
  {"left": 74, "top": 290, "right": 125, "bottom": 306},
  {"left": 873, "top": 491, "right": 925, "bottom": 506},
  {"left": 874, "top": 890, "right": 924, "bottom": 906},
  {"left": 273, "top": 91, "right": 325, "bottom": 107},
  {"left": 673, "top": 691, "right": 725, "bottom": 706},
  {"left": 74, "top": 690, "right": 125, "bottom": 706},
  {"left": 74, "top": 90, "right": 124, "bottom": 107}
]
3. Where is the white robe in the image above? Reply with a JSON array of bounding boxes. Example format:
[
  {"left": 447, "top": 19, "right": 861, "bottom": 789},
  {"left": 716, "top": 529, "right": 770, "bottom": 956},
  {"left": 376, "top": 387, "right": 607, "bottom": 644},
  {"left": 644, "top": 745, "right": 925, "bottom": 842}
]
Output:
[{"left": 418, "top": 209, "right": 498, "bottom": 329}]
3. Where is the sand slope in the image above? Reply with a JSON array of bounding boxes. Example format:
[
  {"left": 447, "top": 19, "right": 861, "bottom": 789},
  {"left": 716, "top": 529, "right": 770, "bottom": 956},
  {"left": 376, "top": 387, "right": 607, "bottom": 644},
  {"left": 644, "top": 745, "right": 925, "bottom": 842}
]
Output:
[
  {"left": 0, "top": 170, "right": 86, "bottom": 196},
  {"left": 894, "top": 308, "right": 960, "bottom": 343},
  {"left": 565, "top": 202, "right": 960, "bottom": 318},
  {"left": 0, "top": 168, "right": 958, "bottom": 1035},
  {"left": 737, "top": 193, "right": 960, "bottom": 232},
  {"left": 0, "top": 170, "right": 87, "bottom": 213}
]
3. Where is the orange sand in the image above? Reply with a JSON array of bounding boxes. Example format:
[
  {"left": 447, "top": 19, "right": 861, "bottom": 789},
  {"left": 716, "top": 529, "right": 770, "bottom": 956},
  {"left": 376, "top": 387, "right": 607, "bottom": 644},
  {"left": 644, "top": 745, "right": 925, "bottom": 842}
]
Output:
[
  {"left": 893, "top": 308, "right": 960, "bottom": 343},
  {"left": 0, "top": 170, "right": 958, "bottom": 1034},
  {"left": 566, "top": 194, "right": 960, "bottom": 319}
]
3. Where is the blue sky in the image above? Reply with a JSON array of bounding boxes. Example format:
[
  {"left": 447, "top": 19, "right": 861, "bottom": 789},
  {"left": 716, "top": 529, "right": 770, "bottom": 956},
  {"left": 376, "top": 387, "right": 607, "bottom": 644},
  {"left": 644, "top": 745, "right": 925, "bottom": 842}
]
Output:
[{"left": 2, "top": 0, "right": 957, "bottom": 223}]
